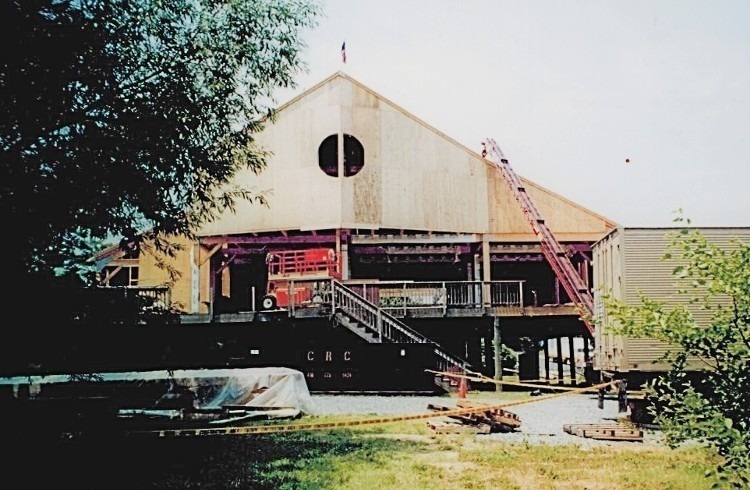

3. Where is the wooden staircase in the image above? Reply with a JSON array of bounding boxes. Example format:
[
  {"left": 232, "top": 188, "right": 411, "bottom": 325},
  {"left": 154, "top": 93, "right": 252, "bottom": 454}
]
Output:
[
  {"left": 330, "top": 280, "right": 470, "bottom": 378},
  {"left": 333, "top": 312, "right": 380, "bottom": 343}
]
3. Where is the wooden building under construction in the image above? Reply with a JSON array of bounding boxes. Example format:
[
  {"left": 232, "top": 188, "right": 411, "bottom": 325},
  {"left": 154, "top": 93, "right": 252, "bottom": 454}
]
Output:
[{"left": 97, "top": 72, "right": 617, "bottom": 392}]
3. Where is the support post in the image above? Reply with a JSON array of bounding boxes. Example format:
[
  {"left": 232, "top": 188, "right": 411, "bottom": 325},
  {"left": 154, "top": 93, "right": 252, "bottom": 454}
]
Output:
[
  {"left": 543, "top": 338, "right": 550, "bottom": 383},
  {"left": 583, "top": 336, "right": 593, "bottom": 384},
  {"left": 493, "top": 317, "right": 503, "bottom": 392},
  {"left": 331, "top": 280, "right": 337, "bottom": 313},
  {"left": 341, "top": 233, "right": 350, "bottom": 280},
  {"left": 483, "top": 328, "right": 494, "bottom": 374},
  {"left": 556, "top": 337, "right": 565, "bottom": 385},
  {"left": 482, "top": 235, "right": 492, "bottom": 313},
  {"left": 482, "top": 234, "right": 491, "bottom": 282},
  {"left": 568, "top": 336, "right": 577, "bottom": 386}
]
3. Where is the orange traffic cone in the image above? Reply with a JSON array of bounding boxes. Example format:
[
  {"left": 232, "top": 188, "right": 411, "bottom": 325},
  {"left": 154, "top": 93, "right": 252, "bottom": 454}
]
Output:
[{"left": 458, "top": 376, "right": 468, "bottom": 398}]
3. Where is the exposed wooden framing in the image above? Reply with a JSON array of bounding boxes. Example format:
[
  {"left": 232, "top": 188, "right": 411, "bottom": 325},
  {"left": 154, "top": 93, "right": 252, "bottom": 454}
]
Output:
[
  {"left": 197, "top": 243, "right": 223, "bottom": 267},
  {"left": 200, "top": 235, "right": 336, "bottom": 245},
  {"left": 106, "top": 258, "right": 138, "bottom": 267},
  {"left": 103, "top": 266, "right": 123, "bottom": 283},
  {"left": 482, "top": 235, "right": 491, "bottom": 281},
  {"left": 351, "top": 233, "right": 480, "bottom": 245},
  {"left": 216, "top": 254, "right": 236, "bottom": 274},
  {"left": 491, "top": 254, "right": 545, "bottom": 262},
  {"left": 354, "top": 244, "right": 472, "bottom": 255},
  {"left": 341, "top": 229, "right": 350, "bottom": 280}
]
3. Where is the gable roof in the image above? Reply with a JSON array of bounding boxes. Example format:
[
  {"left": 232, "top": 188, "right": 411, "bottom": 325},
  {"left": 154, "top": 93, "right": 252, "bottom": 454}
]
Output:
[{"left": 274, "top": 71, "right": 617, "bottom": 230}]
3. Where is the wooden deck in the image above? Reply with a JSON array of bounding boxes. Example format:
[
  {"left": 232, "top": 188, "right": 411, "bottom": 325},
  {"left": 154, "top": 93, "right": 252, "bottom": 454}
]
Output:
[{"left": 180, "top": 302, "right": 579, "bottom": 325}]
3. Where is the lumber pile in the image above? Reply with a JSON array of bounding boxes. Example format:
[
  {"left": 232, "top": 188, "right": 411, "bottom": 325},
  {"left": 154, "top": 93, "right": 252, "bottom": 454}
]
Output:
[
  {"left": 426, "top": 400, "right": 521, "bottom": 434},
  {"left": 563, "top": 423, "right": 643, "bottom": 442}
]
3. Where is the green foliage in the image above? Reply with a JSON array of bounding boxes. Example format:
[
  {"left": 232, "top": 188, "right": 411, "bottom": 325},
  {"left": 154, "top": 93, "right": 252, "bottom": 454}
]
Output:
[
  {"left": 500, "top": 343, "right": 518, "bottom": 370},
  {"left": 605, "top": 215, "right": 750, "bottom": 487},
  {"left": 0, "top": 0, "right": 321, "bottom": 285}
]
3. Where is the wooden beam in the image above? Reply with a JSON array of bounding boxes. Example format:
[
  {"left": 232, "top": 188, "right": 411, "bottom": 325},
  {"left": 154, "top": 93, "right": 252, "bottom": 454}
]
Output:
[
  {"left": 107, "top": 258, "right": 139, "bottom": 267},
  {"left": 200, "top": 235, "right": 335, "bottom": 245},
  {"left": 103, "top": 266, "right": 123, "bottom": 284},
  {"left": 199, "top": 243, "right": 223, "bottom": 267}
]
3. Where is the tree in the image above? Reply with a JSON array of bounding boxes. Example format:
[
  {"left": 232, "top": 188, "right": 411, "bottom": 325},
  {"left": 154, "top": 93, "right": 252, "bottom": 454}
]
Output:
[
  {"left": 0, "top": 0, "right": 321, "bottom": 287},
  {"left": 605, "top": 219, "right": 750, "bottom": 487}
]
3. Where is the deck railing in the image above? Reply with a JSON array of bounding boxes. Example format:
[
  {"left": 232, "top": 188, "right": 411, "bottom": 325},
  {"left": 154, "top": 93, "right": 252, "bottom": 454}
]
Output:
[{"left": 343, "top": 280, "right": 525, "bottom": 316}]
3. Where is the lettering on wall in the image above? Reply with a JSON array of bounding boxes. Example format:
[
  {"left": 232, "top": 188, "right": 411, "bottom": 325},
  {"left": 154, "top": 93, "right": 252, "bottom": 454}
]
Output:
[{"left": 304, "top": 348, "right": 354, "bottom": 382}]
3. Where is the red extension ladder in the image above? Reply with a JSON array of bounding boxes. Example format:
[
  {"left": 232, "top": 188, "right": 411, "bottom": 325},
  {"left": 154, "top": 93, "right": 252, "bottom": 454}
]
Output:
[{"left": 483, "top": 138, "right": 595, "bottom": 334}]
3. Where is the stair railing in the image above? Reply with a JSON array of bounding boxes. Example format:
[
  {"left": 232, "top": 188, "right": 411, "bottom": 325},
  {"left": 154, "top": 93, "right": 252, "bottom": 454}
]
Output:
[{"left": 332, "top": 280, "right": 468, "bottom": 374}]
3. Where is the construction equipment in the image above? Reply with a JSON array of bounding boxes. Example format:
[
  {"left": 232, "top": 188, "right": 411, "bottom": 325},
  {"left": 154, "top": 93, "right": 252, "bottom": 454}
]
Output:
[
  {"left": 482, "top": 138, "right": 595, "bottom": 334},
  {"left": 261, "top": 248, "right": 340, "bottom": 310}
]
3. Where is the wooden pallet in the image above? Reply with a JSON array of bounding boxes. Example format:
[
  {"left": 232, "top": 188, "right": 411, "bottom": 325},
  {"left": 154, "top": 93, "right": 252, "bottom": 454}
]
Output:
[
  {"left": 456, "top": 400, "right": 522, "bottom": 430},
  {"left": 427, "top": 402, "right": 521, "bottom": 433},
  {"left": 427, "top": 418, "right": 488, "bottom": 434},
  {"left": 563, "top": 423, "right": 643, "bottom": 442}
]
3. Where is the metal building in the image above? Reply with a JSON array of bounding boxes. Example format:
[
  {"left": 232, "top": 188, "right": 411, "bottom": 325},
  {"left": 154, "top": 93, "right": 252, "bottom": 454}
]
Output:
[{"left": 592, "top": 226, "right": 750, "bottom": 386}]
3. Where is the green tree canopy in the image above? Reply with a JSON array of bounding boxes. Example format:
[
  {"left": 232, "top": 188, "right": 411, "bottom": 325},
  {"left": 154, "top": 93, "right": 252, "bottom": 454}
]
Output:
[
  {"left": 606, "top": 221, "right": 750, "bottom": 487},
  {"left": 0, "top": 0, "right": 321, "bottom": 286}
]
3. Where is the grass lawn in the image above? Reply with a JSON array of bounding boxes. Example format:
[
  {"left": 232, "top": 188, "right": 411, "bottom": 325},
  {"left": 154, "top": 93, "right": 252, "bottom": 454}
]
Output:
[{"left": 14, "top": 412, "right": 719, "bottom": 489}]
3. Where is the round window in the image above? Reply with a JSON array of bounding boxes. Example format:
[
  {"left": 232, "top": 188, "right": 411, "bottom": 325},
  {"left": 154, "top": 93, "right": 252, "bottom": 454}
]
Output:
[{"left": 318, "top": 134, "right": 364, "bottom": 177}]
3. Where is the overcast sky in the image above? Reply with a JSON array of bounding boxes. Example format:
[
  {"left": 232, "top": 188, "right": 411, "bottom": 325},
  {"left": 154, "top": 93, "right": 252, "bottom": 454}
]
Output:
[{"left": 273, "top": 0, "right": 750, "bottom": 228}]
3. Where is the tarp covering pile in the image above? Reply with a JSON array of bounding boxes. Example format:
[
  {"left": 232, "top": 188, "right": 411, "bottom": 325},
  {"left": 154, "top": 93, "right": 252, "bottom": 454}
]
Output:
[{"left": 0, "top": 367, "right": 315, "bottom": 414}]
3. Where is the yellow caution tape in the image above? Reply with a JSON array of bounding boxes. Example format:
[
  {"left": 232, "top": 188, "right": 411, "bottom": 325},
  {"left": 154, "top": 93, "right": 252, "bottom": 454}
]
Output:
[
  {"left": 428, "top": 369, "right": 600, "bottom": 392},
  {"left": 129, "top": 379, "right": 617, "bottom": 439}
]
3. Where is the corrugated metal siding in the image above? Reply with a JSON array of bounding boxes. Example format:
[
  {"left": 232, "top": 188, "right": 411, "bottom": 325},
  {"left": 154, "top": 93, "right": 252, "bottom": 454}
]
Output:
[
  {"left": 625, "top": 338, "right": 673, "bottom": 371},
  {"left": 594, "top": 227, "right": 749, "bottom": 374},
  {"left": 623, "top": 228, "right": 750, "bottom": 326},
  {"left": 592, "top": 228, "right": 625, "bottom": 371}
]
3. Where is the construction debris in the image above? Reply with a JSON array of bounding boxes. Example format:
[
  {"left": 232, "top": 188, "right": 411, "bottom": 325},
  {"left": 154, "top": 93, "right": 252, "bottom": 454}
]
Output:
[
  {"left": 426, "top": 400, "right": 521, "bottom": 434},
  {"left": 562, "top": 422, "right": 643, "bottom": 442},
  {"left": 427, "top": 418, "right": 490, "bottom": 435}
]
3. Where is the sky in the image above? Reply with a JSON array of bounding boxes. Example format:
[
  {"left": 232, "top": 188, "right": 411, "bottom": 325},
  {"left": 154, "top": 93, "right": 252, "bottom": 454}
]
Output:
[{"left": 273, "top": 0, "right": 750, "bottom": 228}]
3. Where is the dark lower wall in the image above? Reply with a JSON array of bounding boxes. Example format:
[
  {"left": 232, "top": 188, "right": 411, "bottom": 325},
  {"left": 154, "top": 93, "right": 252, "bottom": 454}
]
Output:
[{"left": 2, "top": 319, "right": 437, "bottom": 393}]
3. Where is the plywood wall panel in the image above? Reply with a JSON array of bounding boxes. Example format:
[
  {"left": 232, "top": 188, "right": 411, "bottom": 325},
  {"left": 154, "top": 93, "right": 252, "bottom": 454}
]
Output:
[{"left": 197, "top": 72, "right": 614, "bottom": 240}]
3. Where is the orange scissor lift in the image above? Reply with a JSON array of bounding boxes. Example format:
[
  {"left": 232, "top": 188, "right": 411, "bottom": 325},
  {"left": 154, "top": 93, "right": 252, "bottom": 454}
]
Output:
[{"left": 261, "top": 248, "right": 341, "bottom": 310}]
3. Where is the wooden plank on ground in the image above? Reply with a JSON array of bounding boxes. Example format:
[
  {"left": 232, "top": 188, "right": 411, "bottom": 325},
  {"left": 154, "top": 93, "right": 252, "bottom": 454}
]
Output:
[
  {"left": 563, "top": 423, "right": 643, "bottom": 442},
  {"left": 426, "top": 418, "right": 487, "bottom": 434}
]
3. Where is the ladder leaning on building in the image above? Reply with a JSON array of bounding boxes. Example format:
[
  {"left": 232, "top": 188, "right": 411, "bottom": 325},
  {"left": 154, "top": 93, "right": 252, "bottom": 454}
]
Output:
[{"left": 482, "top": 138, "right": 595, "bottom": 335}]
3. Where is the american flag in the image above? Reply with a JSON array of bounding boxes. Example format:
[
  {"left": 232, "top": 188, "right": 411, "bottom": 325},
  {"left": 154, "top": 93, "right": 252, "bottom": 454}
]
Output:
[{"left": 341, "top": 42, "right": 346, "bottom": 63}]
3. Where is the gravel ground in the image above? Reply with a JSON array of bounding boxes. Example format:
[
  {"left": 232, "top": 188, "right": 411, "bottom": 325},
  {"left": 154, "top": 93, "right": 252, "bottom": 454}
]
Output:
[{"left": 308, "top": 393, "right": 665, "bottom": 448}]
